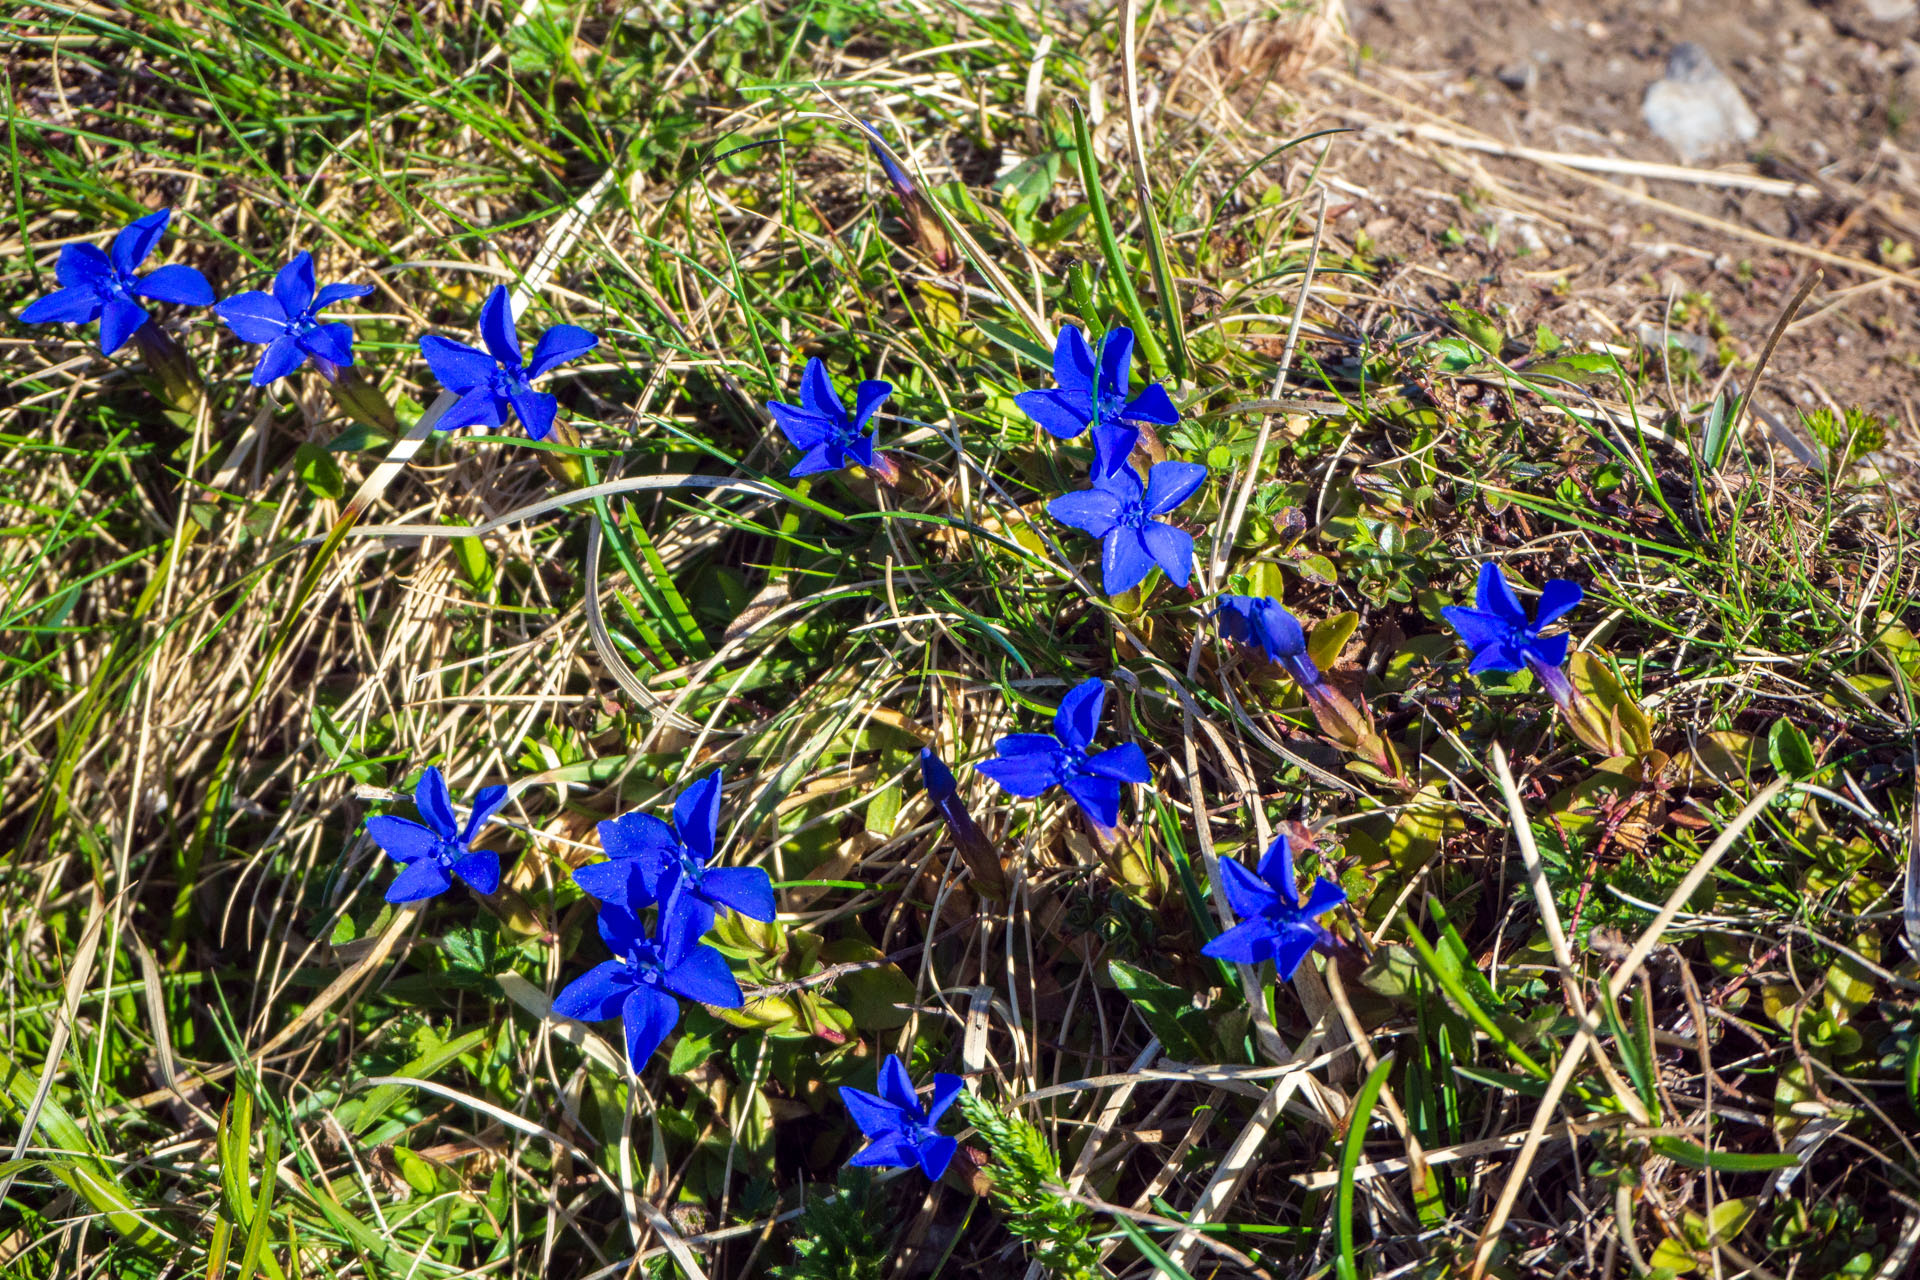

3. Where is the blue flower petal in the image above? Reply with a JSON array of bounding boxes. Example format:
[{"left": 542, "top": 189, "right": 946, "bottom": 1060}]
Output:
[
  {"left": 1097, "top": 327, "right": 1134, "bottom": 401},
  {"left": 527, "top": 323, "right": 598, "bottom": 378},
  {"left": 97, "top": 297, "right": 149, "bottom": 355},
  {"left": 846, "top": 1131, "right": 919, "bottom": 1169},
  {"left": 916, "top": 1134, "right": 958, "bottom": 1181},
  {"left": 1088, "top": 422, "right": 1140, "bottom": 479},
  {"left": 271, "top": 252, "right": 316, "bottom": 317},
  {"left": 701, "top": 866, "right": 776, "bottom": 923},
  {"left": 1216, "top": 855, "right": 1278, "bottom": 921},
  {"left": 1047, "top": 487, "right": 1126, "bottom": 539},
  {"left": 1140, "top": 521, "right": 1194, "bottom": 588},
  {"left": 1271, "top": 925, "right": 1321, "bottom": 981},
  {"left": 1466, "top": 641, "right": 1524, "bottom": 676},
  {"left": 1082, "top": 742, "right": 1150, "bottom": 783},
  {"left": 463, "top": 784, "right": 511, "bottom": 843},
  {"left": 251, "top": 335, "right": 307, "bottom": 386},
  {"left": 1201, "top": 916, "right": 1282, "bottom": 964},
  {"left": 1053, "top": 677, "right": 1105, "bottom": 751},
  {"left": 214, "top": 291, "right": 290, "bottom": 344},
  {"left": 789, "top": 442, "right": 839, "bottom": 476},
  {"left": 839, "top": 1085, "right": 908, "bottom": 1138},
  {"left": 56, "top": 241, "right": 114, "bottom": 289},
  {"left": 850, "top": 379, "right": 892, "bottom": 434},
  {"left": 386, "top": 857, "right": 454, "bottom": 903},
  {"left": 1301, "top": 876, "right": 1347, "bottom": 918},
  {"left": 1473, "top": 562, "right": 1528, "bottom": 627},
  {"left": 1053, "top": 323, "right": 1096, "bottom": 399},
  {"left": 600, "top": 810, "right": 678, "bottom": 862},
  {"left": 768, "top": 402, "right": 835, "bottom": 450},
  {"left": 976, "top": 750, "right": 1066, "bottom": 798},
  {"left": 1015, "top": 387, "right": 1091, "bottom": 439},
  {"left": 133, "top": 264, "right": 212, "bottom": 307},
  {"left": 662, "top": 942, "right": 743, "bottom": 1008},
  {"left": 876, "top": 1055, "right": 919, "bottom": 1113},
  {"left": 595, "top": 905, "right": 649, "bottom": 954},
  {"left": 1142, "top": 460, "right": 1208, "bottom": 516},
  {"left": 798, "top": 358, "right": 846, "bottom": 427},
  {"left": 1100, "top": 528, "right": 1156, "bottom": 595},
  {"left": 1121, "top": 381, "right": 1179, "bottom": 425},
  {"left": 296, "top": 321, "right": 356, "bottom": 369},
  {"left": 924, "top": 1072, "right": 964, "bottom": 1125},
  {"left": 1061, "top": 773, "right": 1122, "bottom": 828},
  {"left": 1441, "top": 606, "right": 1512, "bottom": 658},
  {"left": 419, "top": 335, "right": 497, "bottom": 394},
  {"left": 507, "top": 388, "right": 558, "bottom": 441},
  {"left": 313, "top": 282, "right": 375, "bottom": 310},
  {"left": 451, "top": 849, "right": 500, "bottom": 894},
  {"left": 109, "top": 209, "right": 170, "bottom": 277},
  {"left": 1535, "top": 578, "right": 1583, "bottom": 628},
  {"left": 20, "top": 286, "right": 103, "bottom": 326},
  {"left": 552, "top": 958, "right": 633, "bottom": 1022},
  {"left": 1255, "top": 835, "right": 1301, "bottom": 904},
  {"left": 673, "top": 771, "right": 722, "bottom": 864},
  {"left": 366, "top": 815, "right": 437, "bottom": 864},
  {"left": 1526, "top": 632, "right": 1571, "bottom": 670},
  {"left": 572, "top": 858, "right": 647, "bottom": 908},
  {"left": 414, "top": 767, "right": 460, "bottom": 839},
  {"left": 436, "top": 386, "right": 506, "bottom": 433},
  {"left": 478, "top": 286, "right": 520, "bottom": 367},
  {"left": 620, "top": 985, "right": 682, "bottom": 1069}
]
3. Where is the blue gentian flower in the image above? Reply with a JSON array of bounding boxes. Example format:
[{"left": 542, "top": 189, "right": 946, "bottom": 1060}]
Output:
[
  {"left": 419, "top": 285, "right": 598, "bottom": 441},
  {"left": 1201, "top": 835, "right": 1345, "bottom": 979},
  {"left": 1441, "top": 563, "right": 1583, "bottom": 706},
  {"left": 765, "top": 357, "right": 896, "bottom": 480},
  {"left": 213, "top": 252, "right": 373, "bottom": 385},
  {"left": 920, "top": 747, "right": 986, "bottom": 849},
  {"left": 552, "top": 898, "right": 744, "bottom": 1070},
  {"left": 20, "top": 209, "right": 212, "bottom": 355},
  {"left": 840, "top": 1054, "right": 962, "bottom": 1179},
  {"left": 365, "top": 766, "right": 509, "bottom": 903},
  {"left": 1217, "top": 595, "right": 1325, "bottom": 692},
  {"left": 573, "top": 770, "right": 776, "bottom": 922},
  {"left": 1048, "top": 460, "right": 1207, "bottom": 595},
  {"left": 1016, "top": 326, "right": 1178, "bottom": 478},
  {"left": 975, "top": 677, "right": 1151, "bottom": 829}
]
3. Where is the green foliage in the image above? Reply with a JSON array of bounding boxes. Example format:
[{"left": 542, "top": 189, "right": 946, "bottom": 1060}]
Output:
[
  {"left": 955, "top": 1093, "right": 1101, "bottom": 1280},
  {"left": 774, "top": 1175, "right": 889, "bottom": 1280},
  {"left": 1798, "top": 405, "right": 1890, "bottom": 467}
]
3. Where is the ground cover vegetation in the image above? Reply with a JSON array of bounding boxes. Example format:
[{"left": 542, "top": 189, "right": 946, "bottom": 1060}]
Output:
[{"left": 2, "top": 1, "right": 1918, "bottom": 1277}]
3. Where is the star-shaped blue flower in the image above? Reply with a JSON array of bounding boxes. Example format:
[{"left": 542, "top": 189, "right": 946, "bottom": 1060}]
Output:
[
  {"left": 552, "top": 898, "right": 744, "bottom": 1070},
  {"left": 975, "top": 677, "right": 1151, "bottom": 829},
  {"left": 765, "top": 357, "right": 893, "bottom": 478},
  {"left": 840, "top": 1054, "right": 962, "bottom": 1180},
  {"left": 419, "top": 285, "right": 598, "bottom": 441},
  {"left": 1217, "top": 595, "right": 1325, "bottom": 693},
  {"left": 20, "top": 209, "right": 212, "bottom": 355},
  {"left": 1202, "top": 835, "right": 1345, "bottom": 979},
  {"left": 1048, "top": 460, "right": 1207, "bottom": 596},
  {"left": 1440, "top": 562, "right": 1583, "bottom": 704},
  {"left": 365, "top": 767, "right": 509, "bottom": 903},
  {"left": 1015, "top": 325, "right": 1178, "bottom": 478},
  {"left": 572, "top": 770, "right": 776, "bottom": 923},
  {"left": 212, "top": 252, "right": 373, "bottom": 385}
]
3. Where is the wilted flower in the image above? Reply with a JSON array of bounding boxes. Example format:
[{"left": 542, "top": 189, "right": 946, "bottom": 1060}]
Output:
[
  {"left": 1202, "top": 834, "right": 1344, "bottom": 979},
  {"left": 1015, "top": 326, "right": 1177, "bottom": 478},
  {"left": 419, "top": 285, "right": 598, "bottom": 440},
  {"left": 551, "top": 898, "right": 743, "bottom": 1070},
  {"left": 20, "top": 208, "right": 212, "bottom": 354},
  {"left": 1048, "top": 460, "right": 1207, "bottom": 595},
  {"left": 573, "top": 770, "right": 775, "bottom": 923},
  {"left": 840, "top": 1054, "right": 962, "bottom": 1179},
  {"left": 365, "top": 767, "right": 509, "bottom": 903},
  {"left": 975, "top": 677, "right": 1150, "bottom": 829},
  {"left": 213, "top": 251, "right": 373, "bottom": 384},
  {"left": 765, "top": 357, "right": 897, "bottom": 482},
  {"left": 1441, "top": 562, "right": 1583, "bottom": 706}
]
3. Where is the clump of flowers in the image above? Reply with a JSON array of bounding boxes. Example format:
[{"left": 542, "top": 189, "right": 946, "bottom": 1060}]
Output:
[
  {"left": 574, "top": 770, "right": 775, "bottom": 922},
  {"left": 552, "top": 898, "right": 744, "bottom": 1069},
  {"left": 21, "top": 208, "right": 212, "bottom": 354},
  {"left": 1017, "top": 325, "right": 1176, "bottom": 478}
]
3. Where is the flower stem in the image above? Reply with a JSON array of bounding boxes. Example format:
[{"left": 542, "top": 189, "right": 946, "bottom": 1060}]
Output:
[{"left": 130, "top": 324, "right": 205, "bottom": 414}]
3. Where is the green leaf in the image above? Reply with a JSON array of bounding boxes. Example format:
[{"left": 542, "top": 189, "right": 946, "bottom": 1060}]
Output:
[
  {"left": 391, "top": 1146, "right": 440, "bottom": 1196},
  {"left": 1646, "top": 1137, "right": 1801, "bottom": 1172},
  {"left": 293, "top": 441, "right": 344, "bottom": 501},
  {"left": 1308, "top": 611, "right": 1358, "bottom": 671},
  {"left": 1107, "top": 960, "right": 1211, "bottom": 1062},
  {"left": 1766, "top": 717, "right": 1818, "bottom": 779}
]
